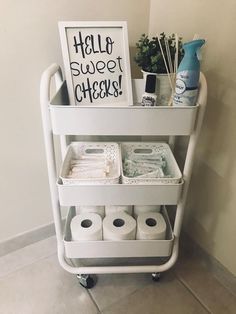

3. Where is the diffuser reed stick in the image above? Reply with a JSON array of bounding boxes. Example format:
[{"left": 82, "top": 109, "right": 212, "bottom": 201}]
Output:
[
  {"left": 164, "top": 37, "right": 173, "bottom": 74},
  {"left": 157, "top": 35, "right": 174, "bottom": 94}
]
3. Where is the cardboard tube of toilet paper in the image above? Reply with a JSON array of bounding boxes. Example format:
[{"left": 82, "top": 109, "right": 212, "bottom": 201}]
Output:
[
  {"left": 76, "top": 205, "right": 105, "bottom": 219},
  {"left": 136, "top": 212, "right": 166, "bottom": 240},
  {"left": 70, "top": 213, "right": 102, "bottom": 241},
  {"left": 105, "top": 205, "right": 133, "bottom": 216},
  {"left": 133, "top": 205, "right": 161, "bottom": 219},
  {"left": 103, "top": 212, "right": 136, "bottom": 240}
]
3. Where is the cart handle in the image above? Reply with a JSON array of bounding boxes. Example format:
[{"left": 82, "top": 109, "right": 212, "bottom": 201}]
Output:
[
  {"left": 40, "top": 63, "right": 63, "bottom": 106},
  {"left": 40, "top": 64, "right": 65, "bottom": 242},
  {"left": 173, "top": 72, "right": 208, "bottom": 237}
]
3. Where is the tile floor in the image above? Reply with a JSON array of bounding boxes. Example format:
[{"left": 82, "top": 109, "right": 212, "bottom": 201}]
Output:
[{"left": 0, "top": 236, "right": 235, "bottom": 314}]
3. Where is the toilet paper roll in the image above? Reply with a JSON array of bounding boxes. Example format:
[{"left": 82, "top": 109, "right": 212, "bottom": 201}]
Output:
[
  {"left": 133, "top": 205, "right": 161, "bottom": 219},
  {"left": 76, "top": 206, "right": 105, "bottom": 219},
  {"left": 70, "top": 213, "right": 102, "bottom": 241},
  {"left": 103, "top": 212, "right": 136, "bottom": 240},
  {"left": 136, "top": 212, "right": 166, "bottom": 240},
  {"left": 105, "top": 205, "right": 133, "bottom": 216}
]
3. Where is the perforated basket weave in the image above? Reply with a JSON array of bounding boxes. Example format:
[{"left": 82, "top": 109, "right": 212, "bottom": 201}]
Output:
[
  {"left": 60, "top": 142, "right": 121, "bottom": 185},
  {"left": 120, "top": 142, "right": 182, "bottom": 185}
]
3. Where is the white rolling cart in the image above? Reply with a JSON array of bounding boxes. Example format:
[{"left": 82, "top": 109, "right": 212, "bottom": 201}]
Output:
[{"left": 40, "top": 63, "right": 207, "bottom": 288}]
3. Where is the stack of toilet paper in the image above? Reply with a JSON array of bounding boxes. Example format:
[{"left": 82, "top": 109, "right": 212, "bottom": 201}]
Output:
[
  {"left": 76, "top": 205, "right": 105, "bottom": 219},
  {"left": 103, "top": 212, "right": 136, "bottom": 240},
  {"left": 70, "top": 204, "right": 166, "bottom": 241},
  {"left": 133, "top": 205, "right": 161, "bottom": 219},
  {"left": 70, "top": 212, "right": 103, "bottom": 241},
  {"left": 105, "top": 205, "right": 133, "bottom": 216},
  {"left": 136, "top": 212, "right": 166, "bottom": 240}
]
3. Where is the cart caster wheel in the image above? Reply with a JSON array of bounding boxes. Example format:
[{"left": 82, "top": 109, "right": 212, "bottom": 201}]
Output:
[
  {"left": 152, "top": 272, "right": 161, "bottom": 282},
  {"left": 77, "top": 274, "right": 96, "bottom": 289}
]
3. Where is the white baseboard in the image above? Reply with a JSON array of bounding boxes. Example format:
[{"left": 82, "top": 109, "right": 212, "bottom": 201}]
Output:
[
  {"left": 181, "top": 232, "right": 236, "bottom": 296},
  {"left": 0, "top": 222, "right": 56, "bottom": 257}
]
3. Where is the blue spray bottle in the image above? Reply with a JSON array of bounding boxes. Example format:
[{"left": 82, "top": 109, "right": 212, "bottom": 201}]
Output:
[{"left": 173, "top": 39, "right": 205, "bottom": 106}]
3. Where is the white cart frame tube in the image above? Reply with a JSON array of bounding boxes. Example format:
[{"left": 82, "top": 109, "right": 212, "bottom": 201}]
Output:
[{"left": 40, "top": 63, "right": 207, "bottom": 275}]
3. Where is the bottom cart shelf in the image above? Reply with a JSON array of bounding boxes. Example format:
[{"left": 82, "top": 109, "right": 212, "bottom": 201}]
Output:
[{"left": 64, "top": 206, "right": 174, "bottom": 259}]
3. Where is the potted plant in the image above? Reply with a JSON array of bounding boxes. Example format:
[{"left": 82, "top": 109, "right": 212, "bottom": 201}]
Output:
[{"left": 134, "top": 33, "right": 183, "bottom": 105}]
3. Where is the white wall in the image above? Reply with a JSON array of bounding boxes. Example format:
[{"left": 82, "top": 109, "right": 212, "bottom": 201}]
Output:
[
  {"left": 149, "top": 0, "right": 236, "bottom": 275},
  {"left": 0, "top": 0, "right": 150, "bottom": 241}
]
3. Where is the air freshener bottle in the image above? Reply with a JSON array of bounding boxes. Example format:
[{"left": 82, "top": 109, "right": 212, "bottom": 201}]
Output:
[
  {"left": 141, "top": 74, "right": 157, "bottom": 106},
  {"left": 173, "top": 39, "right": 205, "bottom": 106}
]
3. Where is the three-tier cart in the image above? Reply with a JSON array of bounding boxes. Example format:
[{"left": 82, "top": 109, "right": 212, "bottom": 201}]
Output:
[{"left": 40, "top": 63, "right": 207, "bottom": 288}]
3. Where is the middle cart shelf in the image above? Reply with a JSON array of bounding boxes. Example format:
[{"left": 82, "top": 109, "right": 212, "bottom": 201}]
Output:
[{"left": 57, "top": 180, "right": 184, "bottom": 206}]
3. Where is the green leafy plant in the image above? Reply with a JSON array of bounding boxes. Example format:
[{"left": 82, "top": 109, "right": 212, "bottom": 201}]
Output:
[{"left": 134, "top": 33, "right": 184, "bottom": 74}]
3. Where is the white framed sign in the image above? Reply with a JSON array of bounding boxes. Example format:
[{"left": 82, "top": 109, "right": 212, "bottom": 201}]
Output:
[{"left": 58, "top": 21, "right": 133, "bottom": 106}]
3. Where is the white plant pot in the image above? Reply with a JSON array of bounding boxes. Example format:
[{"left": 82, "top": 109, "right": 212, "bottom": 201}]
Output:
[{"left": 142, "top": 71, "right": 173, "bottom": 106}]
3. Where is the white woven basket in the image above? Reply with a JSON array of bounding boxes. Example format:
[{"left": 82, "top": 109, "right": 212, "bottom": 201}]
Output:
[
  {"left": 60, "top": 142, "right": 121, "bottom": 185},
  {"left": 120, "top": 142, "right": 182, "bottom": 185}
]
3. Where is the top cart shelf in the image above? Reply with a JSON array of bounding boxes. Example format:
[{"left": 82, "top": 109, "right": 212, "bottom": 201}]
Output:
[{"left": 49, "top": 79, "right": 199, "bottom": 136}]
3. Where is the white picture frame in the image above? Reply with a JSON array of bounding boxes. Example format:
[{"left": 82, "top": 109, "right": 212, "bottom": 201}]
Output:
[{"left": 58, "top": 21, "right": 133, "bottom": 106}]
